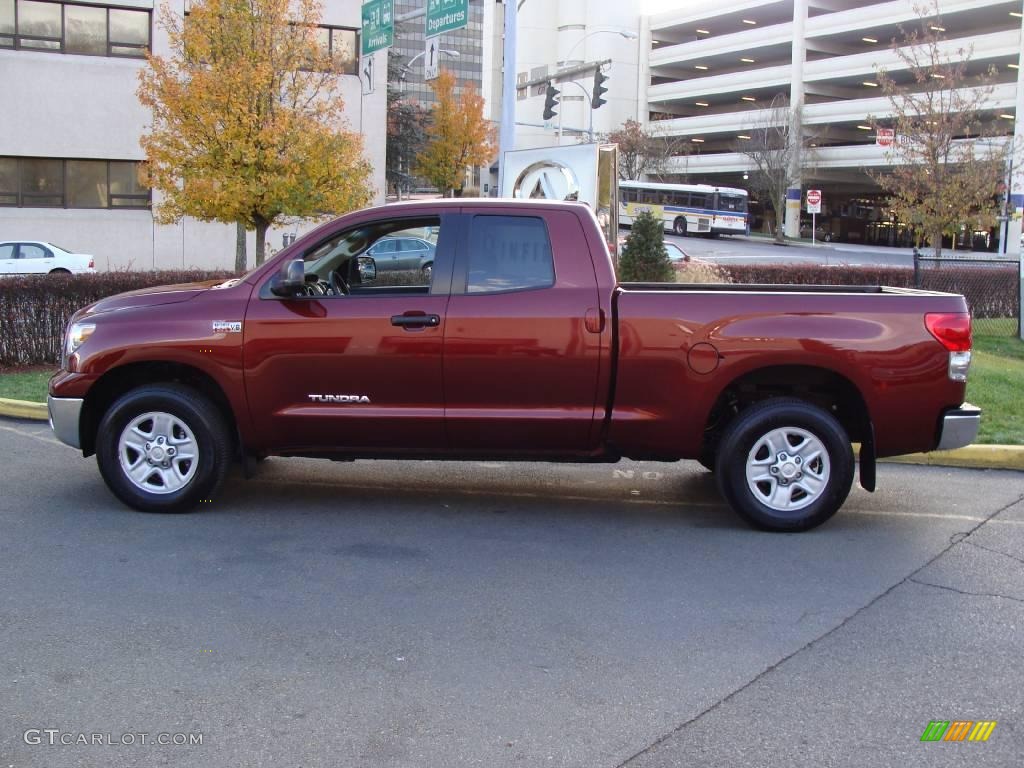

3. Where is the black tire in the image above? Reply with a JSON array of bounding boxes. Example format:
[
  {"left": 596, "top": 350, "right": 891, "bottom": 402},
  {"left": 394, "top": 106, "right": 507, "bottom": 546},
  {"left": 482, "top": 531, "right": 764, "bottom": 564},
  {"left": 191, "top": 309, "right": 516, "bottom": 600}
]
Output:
[
  {"left": 673, "top": 217, "right": 687, "bottom": 236},
  {"left": 421, "top": 262, "right": 433, "bottom": 280},
  {"left": 96, "top": 384, "right": 232, "bottom": 512},
  {"left": 714, "top": 398, "right": 854, "bottom": 532}
]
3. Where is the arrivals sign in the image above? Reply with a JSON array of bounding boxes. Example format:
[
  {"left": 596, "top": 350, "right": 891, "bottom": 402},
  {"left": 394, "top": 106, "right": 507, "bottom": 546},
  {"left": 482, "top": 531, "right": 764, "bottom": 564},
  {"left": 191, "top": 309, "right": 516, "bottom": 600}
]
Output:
[
  {"left": 361, "top": 0, "right": 393, "bottom": 56},
  {"left": 426, "top": 0, "right": 468, "bottom": 38}
]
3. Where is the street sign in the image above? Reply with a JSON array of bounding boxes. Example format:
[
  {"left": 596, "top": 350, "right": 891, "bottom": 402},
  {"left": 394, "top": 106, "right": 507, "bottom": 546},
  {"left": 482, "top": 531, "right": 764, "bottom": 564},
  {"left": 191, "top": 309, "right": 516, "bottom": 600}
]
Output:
[
  {"left": 424, "top": 37, "right": 439, "bottom": 81},
  {"left": 426, "top": 0, "right": 468, "bottom": 38},
  {"left": 806, "top": 189, "right": 822, "bottom": 214},
  {"left": 360, "top": 54, "right": 375, "bottom": 95},
  {"left": 361, "top": 0, "right": 393, "bottom": 56},
  {"left": 876, "top": 128, "right": 895, "bottom": 147}
]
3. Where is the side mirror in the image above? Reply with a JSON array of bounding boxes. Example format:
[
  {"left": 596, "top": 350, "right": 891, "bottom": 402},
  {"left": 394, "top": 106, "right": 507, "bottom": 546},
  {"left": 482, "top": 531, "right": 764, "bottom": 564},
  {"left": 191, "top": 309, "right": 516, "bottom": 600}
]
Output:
[
  {"left": 270, "top": 259, "right": 305, "bottom": 297},
  {"left": 356, "top": 256, "right": 377, "bottom": 282}
]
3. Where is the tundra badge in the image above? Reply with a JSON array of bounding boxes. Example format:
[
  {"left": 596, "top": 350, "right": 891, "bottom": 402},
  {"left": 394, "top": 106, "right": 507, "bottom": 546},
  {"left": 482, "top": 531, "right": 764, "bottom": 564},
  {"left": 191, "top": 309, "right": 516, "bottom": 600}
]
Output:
[{"left": 308, "top": 395, "right": 372, "bottom": 404}]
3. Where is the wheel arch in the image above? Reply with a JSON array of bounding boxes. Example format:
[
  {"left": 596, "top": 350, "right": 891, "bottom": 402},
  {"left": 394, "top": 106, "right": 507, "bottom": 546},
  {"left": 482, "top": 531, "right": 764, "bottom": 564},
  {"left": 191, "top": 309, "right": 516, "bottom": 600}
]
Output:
[
  {"left": 80, "top": 361, "right": 237, "bottom": 458},
  {"left": 701, "top": 364, "right": 873, "bottom": 486}
]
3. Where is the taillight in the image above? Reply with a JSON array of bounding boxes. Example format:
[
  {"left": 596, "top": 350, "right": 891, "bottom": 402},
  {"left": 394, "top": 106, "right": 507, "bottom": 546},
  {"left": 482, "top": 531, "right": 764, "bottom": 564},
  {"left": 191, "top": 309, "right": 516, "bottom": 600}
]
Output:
[
  {"left": 88, "top": 257, "right": 94, "bottom": 269},
  {"left": 925, "top": 312, "right": 972, "bottom": 382},
  {"left": 925, "top": 312, "right": 971, "bottom": 352}
]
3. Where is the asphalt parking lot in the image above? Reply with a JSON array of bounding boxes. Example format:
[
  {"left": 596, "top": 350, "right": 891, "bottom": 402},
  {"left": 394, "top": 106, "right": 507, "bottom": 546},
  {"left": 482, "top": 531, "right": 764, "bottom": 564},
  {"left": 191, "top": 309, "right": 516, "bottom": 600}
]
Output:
[{"left": 1, "top": 417, "right": 1022, "bottom": 768}]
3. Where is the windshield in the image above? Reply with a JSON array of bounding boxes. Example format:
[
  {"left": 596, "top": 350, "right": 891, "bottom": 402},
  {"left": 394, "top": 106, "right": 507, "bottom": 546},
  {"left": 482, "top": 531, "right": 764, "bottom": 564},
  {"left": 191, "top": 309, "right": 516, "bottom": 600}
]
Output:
[{"left": 717, "top": 194, "right": 748, "bottom": 213}]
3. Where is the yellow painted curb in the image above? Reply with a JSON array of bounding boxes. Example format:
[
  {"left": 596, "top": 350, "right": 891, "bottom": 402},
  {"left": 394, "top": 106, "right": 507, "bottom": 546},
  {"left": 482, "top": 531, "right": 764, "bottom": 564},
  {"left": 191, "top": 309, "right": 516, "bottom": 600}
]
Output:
[
  {"left": 0, "top": 397, "right": 48, "bottom": 421},
  {"left": 879, "top": 445, "right": 1024, "bottom": 471}
]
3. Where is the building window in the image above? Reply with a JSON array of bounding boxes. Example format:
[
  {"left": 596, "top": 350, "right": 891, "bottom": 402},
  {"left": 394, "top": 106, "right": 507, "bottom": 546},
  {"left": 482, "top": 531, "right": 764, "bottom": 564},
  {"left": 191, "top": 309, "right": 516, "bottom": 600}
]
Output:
[
  {"left": 0, "top": 157, "right": 151, "bottom": 209},
  {"left": 316, "top": 25, "right": 358, "bottom": 75},
  {"left": 0, "top": 0, "right": 150, "bottom": 57}
]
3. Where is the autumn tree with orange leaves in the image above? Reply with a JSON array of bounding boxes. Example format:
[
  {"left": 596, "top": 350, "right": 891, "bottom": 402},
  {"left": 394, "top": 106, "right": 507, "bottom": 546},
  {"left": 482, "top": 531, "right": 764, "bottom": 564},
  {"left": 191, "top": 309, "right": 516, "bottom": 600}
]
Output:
[
  {"left": 138, "top": 0, "right": 372, "bottom": 267},
  {"left": 415, "top": 70, "right": 495, "bottom": 197}
]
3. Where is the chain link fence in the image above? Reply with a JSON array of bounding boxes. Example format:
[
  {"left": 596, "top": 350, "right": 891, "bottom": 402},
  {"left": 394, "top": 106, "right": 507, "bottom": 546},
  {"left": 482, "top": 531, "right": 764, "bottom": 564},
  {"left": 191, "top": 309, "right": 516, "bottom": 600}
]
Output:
[{"left": 914, "top": 254, "right": 1020, "bottom": 337}]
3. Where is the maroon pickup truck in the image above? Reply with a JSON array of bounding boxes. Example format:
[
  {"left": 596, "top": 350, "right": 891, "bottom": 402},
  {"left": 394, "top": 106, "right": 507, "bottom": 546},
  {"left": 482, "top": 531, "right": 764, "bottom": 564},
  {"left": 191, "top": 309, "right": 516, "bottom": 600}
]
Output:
[{"left": 48, "top": 200, "right": 979, "bottom": 531}]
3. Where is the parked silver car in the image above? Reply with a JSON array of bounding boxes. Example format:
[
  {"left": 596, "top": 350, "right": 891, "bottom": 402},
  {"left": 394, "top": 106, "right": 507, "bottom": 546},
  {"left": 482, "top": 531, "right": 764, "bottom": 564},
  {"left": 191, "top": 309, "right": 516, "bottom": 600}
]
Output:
[{"left": 365, "top": 236, "right": 435, "bottom": 277}]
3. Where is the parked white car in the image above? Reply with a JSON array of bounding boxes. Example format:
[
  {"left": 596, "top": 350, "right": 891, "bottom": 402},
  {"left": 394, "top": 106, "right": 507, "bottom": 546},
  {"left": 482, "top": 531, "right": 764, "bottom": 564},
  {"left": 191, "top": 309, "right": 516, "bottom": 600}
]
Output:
[{"left": 0, "top": 241, "right": 96, "bottom": 275}]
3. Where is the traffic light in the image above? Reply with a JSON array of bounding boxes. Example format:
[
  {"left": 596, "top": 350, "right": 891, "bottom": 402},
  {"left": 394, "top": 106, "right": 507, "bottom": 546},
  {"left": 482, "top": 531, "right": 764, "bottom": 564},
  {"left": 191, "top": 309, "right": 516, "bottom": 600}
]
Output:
[
  {"left": 543, "top": 82, "right": 560, "bottom": 121},
  {"left": 592, "top": 69, "right": 609, "bottom": 109}
]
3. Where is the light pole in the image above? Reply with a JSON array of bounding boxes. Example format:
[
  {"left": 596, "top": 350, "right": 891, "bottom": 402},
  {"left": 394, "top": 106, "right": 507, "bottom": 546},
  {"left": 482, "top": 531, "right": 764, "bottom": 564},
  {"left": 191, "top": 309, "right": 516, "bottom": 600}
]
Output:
[
  {"left": 398, "top": 48, "right": 460, "bottom": 92},
  {"left": 497, "top": 0, "right": 519, "bottom": 195},
  {"left": 562, "top": 29, "right": 637, "bottom": 67}
]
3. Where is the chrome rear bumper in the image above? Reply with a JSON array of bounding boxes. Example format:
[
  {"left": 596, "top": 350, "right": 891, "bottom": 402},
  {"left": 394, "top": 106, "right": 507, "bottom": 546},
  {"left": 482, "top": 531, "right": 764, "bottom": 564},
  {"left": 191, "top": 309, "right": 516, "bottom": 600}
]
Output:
[
  {"left": 48, "top": 395, "right": 83, "bottom": 449},
  {"left": 937, "top": 404, "right": 981, "bottom": 451}
]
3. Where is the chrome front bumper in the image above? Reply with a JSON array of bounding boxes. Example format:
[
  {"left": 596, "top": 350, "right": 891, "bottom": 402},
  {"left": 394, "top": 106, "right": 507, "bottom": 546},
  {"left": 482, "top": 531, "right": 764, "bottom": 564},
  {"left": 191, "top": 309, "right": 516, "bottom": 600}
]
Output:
[
  {"left": 47, "top": 395, "right": 83, "bottom": 449},
  {"left": 936, "top": 403, "right": 981, "bottom": 451}
]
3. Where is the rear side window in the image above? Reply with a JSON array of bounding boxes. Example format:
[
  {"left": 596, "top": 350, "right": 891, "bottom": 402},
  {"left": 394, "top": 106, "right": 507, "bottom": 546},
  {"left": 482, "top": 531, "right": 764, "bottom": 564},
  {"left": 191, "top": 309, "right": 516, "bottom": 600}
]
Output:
[
  {"left": 19, "top": 243, "right": 48, "bottom": 259},
  {"left": 466, "top": 216, "right": 554, "bottom": 294}
]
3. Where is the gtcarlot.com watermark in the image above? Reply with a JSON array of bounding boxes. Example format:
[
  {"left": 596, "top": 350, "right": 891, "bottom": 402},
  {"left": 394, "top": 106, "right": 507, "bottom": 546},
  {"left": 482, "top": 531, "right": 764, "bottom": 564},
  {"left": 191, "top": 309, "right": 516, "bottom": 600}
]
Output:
[{"left": 24, "top": 729, "right": 203, "bottom": 747}]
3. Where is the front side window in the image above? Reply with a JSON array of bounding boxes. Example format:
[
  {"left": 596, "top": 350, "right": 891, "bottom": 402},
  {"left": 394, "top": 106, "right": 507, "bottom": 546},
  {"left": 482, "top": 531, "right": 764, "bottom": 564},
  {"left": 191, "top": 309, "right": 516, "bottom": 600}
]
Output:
[
  {"left": 287, "top": 218, "right": 440, "bottom": 298},
  {"left": 466, "top": 216, "right": 554, "bottom": 294},
  {"left": 0, "top": 244, "right": 14, "bottom": 259}
]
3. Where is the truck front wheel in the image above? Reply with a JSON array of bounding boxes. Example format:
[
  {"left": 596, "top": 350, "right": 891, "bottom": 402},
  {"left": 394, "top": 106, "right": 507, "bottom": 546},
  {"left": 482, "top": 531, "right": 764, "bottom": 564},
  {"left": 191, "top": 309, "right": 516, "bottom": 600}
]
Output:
[
  {"left": 715, "top": 398, "right": 854, "bottom": 532},
  {"left": 96, "top": 384, "right": 231, "bottom": 512}
]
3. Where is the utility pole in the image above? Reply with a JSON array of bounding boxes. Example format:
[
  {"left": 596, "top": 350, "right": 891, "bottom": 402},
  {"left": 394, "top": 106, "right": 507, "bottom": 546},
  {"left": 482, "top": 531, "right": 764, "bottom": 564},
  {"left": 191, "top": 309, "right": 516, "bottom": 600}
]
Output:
[{"left": 497, "top": 0, "right": 518, "bottom": 194}]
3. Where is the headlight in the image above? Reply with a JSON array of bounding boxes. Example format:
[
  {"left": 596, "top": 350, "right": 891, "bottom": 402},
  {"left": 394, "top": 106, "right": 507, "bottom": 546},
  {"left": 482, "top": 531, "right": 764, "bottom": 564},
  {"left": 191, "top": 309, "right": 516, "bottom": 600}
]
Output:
[{"left": 63, "top": 322, "right": 95, "bottom": 368}]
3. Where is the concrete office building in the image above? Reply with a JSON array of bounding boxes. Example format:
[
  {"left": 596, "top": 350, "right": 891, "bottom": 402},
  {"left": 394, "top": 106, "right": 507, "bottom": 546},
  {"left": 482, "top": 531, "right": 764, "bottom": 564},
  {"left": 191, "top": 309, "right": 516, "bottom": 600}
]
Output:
[
  {"left": 0, "top": 0, "right": 386, "bottom": 271},
  {"left": 645, "top": 0, "right": 1024, "bottom": 249}
]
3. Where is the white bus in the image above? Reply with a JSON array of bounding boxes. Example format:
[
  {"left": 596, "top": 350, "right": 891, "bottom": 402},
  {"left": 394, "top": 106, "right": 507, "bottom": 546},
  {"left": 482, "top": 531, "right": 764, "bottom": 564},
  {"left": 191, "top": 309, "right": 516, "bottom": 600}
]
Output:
[{"left": 619, "top": 181, "right": 749, "bottom": 236}]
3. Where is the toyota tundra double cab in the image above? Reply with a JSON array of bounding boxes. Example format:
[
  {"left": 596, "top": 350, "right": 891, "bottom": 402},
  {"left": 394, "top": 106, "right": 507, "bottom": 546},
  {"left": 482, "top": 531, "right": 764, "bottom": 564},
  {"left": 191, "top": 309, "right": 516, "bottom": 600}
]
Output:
[{"left": 48, "top": 200, "right": 979, "bottom": 531}]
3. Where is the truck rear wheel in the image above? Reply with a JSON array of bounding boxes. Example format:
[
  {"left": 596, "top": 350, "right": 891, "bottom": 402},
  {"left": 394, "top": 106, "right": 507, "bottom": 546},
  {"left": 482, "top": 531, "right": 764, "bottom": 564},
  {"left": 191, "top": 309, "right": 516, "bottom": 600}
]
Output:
[
  {"left": 96, "top": 384, "right": 231, "bottom": 512},
  {"left": 715, "top": 398, "right": 853, "bottom": 532}
]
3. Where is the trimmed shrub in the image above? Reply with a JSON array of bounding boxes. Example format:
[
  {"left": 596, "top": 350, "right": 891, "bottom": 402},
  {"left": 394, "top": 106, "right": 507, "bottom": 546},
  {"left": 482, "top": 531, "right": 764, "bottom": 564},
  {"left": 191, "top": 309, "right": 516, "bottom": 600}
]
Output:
[{"left": 619, "top": 210, "right": 674, "bottom": 282}]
